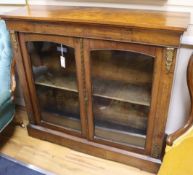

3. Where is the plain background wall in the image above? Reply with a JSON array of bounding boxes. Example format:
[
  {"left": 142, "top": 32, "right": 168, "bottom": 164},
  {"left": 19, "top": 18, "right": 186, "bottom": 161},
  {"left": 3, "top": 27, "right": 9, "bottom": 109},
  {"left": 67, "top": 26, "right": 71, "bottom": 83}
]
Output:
[{"left": 0, "top": 0, "right": 193, "bottom": 135}]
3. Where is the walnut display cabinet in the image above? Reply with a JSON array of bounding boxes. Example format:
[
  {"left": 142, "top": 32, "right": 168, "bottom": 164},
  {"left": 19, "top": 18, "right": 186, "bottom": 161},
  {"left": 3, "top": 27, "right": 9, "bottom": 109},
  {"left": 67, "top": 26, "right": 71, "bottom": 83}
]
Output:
[{"left": 1, "top": 6, "right": 189, "bottom": 173}]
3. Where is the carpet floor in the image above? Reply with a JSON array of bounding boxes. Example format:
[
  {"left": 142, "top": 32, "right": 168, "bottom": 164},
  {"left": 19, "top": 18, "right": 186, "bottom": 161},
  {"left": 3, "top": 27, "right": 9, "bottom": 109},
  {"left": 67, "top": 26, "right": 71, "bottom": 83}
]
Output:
[{"left": 0, "top": 154, "right": 49, "bottom": 175}]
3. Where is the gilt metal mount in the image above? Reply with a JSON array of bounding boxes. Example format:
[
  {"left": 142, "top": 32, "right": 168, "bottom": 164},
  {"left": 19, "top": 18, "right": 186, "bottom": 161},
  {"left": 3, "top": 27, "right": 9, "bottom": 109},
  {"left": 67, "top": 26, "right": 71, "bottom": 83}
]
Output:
[
  {"left": 152, "top": 144, "right": 161, "bottom": 158},
  {"left": 165, "top": 48, "right": 175, "bottom": 73},
  {"left": 10, "top": 30, "right": 18, "bottom": 51}
]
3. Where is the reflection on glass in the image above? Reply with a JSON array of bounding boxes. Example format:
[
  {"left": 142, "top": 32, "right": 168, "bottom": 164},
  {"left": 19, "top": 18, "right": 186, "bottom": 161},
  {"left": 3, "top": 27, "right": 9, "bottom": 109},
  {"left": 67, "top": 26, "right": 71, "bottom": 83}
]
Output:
[
  {"left": 91, "top": 50, "right": 154, "bottom": 147},
  {"left": 27, "top": 41, "right": 80, "bottom": 131}
]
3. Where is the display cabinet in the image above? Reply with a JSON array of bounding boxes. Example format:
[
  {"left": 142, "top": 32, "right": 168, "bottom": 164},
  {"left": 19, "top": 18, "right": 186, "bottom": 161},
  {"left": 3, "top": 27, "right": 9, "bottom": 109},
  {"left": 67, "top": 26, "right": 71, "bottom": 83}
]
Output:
[{"left": 1, "top": 6, "right": 189, "bottom": 173}]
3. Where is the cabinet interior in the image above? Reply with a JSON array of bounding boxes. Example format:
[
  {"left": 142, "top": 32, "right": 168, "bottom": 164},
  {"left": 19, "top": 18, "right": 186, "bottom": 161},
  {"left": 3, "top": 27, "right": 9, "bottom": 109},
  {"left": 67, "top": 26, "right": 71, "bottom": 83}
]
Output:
[
  {"left": 90, "top": 50, "right": 154, "bottom": 148},
  {"left": 26, "top": 40, "right": 154, "bottom": 148},
  {"left": 27, "top": 41, "right": 81, "bottom": 132}
]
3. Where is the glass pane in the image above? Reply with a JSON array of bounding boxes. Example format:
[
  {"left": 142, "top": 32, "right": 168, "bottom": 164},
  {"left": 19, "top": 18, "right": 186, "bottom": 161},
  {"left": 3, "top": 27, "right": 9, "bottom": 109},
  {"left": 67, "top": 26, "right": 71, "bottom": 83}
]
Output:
[
  {"left": 27, "top": 41, "right": 80, "bottom": 132},
  {"left": 91, "top": 50, "right": 154, "bottom": 148}
]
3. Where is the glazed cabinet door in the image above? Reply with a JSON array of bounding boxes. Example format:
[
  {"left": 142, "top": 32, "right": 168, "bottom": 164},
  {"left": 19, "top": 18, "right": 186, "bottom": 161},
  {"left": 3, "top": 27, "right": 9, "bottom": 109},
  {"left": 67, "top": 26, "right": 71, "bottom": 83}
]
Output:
[
  {"left": 19, "top": 34, "right": 86, "bottom": 137},
  {"left": 84, "top": 39, "right": 160, "bottom": 154}
]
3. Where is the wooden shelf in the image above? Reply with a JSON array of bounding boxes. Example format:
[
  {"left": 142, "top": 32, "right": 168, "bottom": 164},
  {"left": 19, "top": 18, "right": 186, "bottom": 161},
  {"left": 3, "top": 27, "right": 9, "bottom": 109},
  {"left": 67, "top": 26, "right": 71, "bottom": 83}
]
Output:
[
  {"left": 95, "top": 126, "right": 146, "bottom": 148},
  {"left": 35, "top": 73, "right": 151, "bottom": 106},
  {"left": 94, "top": 96, "right": 148, "bottom": 133},
  {"left": 35, "top": 73, "right": 78, "bottom": 93},
  {"left": 41, "top": 111, "right": 81, "bottom": 132},
  {"left": 95, "top": 119, "right": 146, "bottom": 136},
  {"left": 93, "top": 78, "right": 151, "bottom": 106}
]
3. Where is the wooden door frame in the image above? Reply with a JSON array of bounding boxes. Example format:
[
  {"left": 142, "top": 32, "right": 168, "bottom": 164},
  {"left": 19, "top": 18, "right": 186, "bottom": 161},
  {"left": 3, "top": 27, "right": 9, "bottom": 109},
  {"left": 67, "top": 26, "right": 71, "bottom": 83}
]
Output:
[
  {"left": 18, "top": 33, "right": 87, "bottom": 138},
  {"left": 83, "top": 38, "right": 166, "bottom": 156}
]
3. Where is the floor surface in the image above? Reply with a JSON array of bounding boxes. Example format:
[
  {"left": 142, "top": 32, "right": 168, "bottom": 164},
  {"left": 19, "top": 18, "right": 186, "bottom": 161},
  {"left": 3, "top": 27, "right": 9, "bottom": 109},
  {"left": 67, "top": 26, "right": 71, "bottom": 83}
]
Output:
[{"left": 0, "top": 108, "right": 155, "bottom": 175}]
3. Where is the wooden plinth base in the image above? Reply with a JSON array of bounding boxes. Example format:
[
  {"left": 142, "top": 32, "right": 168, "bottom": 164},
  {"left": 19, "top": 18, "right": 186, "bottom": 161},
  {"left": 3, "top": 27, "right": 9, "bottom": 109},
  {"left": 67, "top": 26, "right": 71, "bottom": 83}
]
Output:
[{"left": 27, "top": 124, "right": 161, "bottom": 173}]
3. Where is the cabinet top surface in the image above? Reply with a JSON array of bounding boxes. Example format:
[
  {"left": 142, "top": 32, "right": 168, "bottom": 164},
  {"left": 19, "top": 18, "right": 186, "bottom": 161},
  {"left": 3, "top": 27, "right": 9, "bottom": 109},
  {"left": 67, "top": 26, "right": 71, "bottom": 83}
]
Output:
[{"left": 1, "top": 5, "right": 190, "bottom": 32}]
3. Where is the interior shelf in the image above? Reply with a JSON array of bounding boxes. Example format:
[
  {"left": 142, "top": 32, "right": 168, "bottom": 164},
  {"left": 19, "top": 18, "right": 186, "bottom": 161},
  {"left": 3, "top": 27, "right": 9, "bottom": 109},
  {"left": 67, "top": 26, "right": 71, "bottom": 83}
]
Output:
[
  {"left": 93, "top": 96, "right": 148, "bottom": 135},
  {"left": 95, "top": 126, "right": 146, "bottom": 148},
  {"left": 35, "top": 73, "right": 78, "bottom": 93},
  {"left": 36, "top": 84, "right": 81, "bottom": 131},
  {"left": 42, "top": 111, "right": 81, "bottom": 131},
  {"left": 35, "top": 73, "right": 151, "bottom": 106},
  {"left": 93, "top": 78, "right": 151, "bottom": 106},
  {"left": 95, "top": 119, "right": 147, "bottom": 136}
]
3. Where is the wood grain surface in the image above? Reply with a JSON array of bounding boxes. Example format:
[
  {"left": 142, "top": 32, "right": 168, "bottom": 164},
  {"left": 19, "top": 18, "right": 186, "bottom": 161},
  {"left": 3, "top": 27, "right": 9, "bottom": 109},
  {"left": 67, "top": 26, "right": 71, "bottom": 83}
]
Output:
[{"left": 0, "top": 6, "right": 189, "bottom": 32}]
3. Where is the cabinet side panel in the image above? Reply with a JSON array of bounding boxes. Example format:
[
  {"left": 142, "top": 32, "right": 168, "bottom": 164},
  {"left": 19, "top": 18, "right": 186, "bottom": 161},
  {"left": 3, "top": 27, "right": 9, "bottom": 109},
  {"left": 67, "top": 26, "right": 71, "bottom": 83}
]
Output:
[
  {"left": 10, "top": 31, "right": 35, "bottom": 123},
  {"left": 151, "top": 47, "right": 177, "bottom": 158}
]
